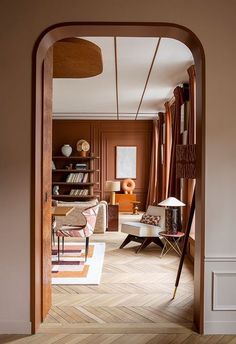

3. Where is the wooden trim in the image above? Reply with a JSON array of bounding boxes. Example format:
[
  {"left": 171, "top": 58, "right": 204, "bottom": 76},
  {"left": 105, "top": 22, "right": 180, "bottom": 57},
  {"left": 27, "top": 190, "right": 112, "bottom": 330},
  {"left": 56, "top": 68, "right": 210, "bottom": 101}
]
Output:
[
  {"left": 114, "top": 37, "right": 120, "bottom": 120},
  {"left": 32, "top": 22, "right": 205, "bottom": 334},
  {"left": 135, "top": 38, "right": 161, "bottom": 120}
]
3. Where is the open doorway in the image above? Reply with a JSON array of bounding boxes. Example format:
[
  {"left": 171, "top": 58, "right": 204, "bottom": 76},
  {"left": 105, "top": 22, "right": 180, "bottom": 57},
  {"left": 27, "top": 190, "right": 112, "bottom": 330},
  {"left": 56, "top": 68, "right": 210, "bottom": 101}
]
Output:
[{"left": 34, "top": 21, "right": 203, "bottom": 334}]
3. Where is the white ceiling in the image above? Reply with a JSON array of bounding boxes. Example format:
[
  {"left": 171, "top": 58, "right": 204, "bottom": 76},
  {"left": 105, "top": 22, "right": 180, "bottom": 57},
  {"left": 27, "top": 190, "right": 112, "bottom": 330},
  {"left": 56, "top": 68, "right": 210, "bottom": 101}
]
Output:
[{"left": 52, "top": 37, "right": 193, "bottom": 120}]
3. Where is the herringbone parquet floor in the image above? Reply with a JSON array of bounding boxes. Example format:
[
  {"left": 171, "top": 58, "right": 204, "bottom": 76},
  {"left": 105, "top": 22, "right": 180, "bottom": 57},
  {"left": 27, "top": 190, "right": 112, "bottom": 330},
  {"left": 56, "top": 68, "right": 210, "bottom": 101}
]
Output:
[{"left": 1, "top": 232, "right": 236, "bottom": 343}]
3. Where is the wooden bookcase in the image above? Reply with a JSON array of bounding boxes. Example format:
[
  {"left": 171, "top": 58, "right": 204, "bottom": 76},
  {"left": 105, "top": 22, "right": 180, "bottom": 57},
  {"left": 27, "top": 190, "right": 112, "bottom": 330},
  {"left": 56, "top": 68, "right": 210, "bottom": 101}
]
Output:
[{"left": 52, "top": 156, "right": 99, "bottom": 201}]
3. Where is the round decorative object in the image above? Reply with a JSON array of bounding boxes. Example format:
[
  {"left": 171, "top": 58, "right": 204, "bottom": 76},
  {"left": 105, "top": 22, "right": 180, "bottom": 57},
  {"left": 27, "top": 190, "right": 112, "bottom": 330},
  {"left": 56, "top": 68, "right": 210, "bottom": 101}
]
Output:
[
  {"left": 76, "top": 139, "right": 90, "bottom": 152},
  {"left": 61, "top": 144, "right": 72, "bottom": 157},
  {"left": 122, "top": 178, "right": 136, "bottom": 194},
  {"left": 53, "top": 38, "right": 103, "bottom": 78}
]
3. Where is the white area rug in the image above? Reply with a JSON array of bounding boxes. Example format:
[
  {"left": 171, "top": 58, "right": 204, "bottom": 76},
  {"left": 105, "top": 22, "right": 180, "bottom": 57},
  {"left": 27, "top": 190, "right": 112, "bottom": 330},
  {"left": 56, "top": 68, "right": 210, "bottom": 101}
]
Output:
[{"left": 51, "top": 242, "right": 105, "bottom": 285}]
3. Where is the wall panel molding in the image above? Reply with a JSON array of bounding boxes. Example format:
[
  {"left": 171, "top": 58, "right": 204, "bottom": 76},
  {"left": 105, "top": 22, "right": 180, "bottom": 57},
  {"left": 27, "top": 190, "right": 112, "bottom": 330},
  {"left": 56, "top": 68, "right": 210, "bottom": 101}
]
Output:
[
  {"left": 212, "top": 271, "right": 236, "bottom": 311},
  {"left": 205, "top": 257, "right": 236, "bottom": 262},
  {"left": 53, "top": 120, "right": 152, "bottom": 209}
]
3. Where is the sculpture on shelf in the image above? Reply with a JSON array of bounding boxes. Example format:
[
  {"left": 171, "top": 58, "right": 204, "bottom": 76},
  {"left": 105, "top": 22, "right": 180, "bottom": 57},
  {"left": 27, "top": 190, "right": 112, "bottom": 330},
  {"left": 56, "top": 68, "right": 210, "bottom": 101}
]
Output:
[
  {"left": 122, "top": 178, "right": 135, "bottom": 194},
  {"left": 53, "top": 185, "right": 60, "bottom": 196},
  {"left": 76, "top": 139, "right": 90, "bottom": 157},
  {"left": 61, "top": 144, "right": 72, "bottom": 157}
]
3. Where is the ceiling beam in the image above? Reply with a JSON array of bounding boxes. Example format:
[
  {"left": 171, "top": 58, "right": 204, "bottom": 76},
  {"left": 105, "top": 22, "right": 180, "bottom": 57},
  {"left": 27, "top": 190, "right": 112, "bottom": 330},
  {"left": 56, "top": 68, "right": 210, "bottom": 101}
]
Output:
[
  {"left": 114, "top": 37, "right": 120, "bottom": 120},
  {"left": 135, "top": 38, "right": 161, "bottom": 120}
]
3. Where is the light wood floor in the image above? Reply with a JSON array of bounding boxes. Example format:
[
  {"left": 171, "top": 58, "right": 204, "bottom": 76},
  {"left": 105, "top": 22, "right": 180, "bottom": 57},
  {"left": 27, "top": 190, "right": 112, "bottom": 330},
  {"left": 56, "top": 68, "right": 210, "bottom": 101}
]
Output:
[{"left": 1, "top": 232, "right": 236, "bottom": 343}]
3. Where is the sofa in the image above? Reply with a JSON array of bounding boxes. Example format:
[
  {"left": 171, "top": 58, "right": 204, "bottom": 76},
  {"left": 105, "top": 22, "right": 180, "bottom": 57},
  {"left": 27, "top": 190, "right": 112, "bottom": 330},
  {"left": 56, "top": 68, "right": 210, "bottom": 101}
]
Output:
[{"left": 54, "top": 200, "right": 107, "bottom": 233}]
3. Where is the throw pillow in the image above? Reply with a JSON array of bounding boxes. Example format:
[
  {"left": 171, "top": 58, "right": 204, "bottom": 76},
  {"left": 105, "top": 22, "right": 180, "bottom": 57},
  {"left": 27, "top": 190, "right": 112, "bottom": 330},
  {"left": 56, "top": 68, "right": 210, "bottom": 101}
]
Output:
[{"left": 140, "top": 213, "right": 161, "bottom": 226}]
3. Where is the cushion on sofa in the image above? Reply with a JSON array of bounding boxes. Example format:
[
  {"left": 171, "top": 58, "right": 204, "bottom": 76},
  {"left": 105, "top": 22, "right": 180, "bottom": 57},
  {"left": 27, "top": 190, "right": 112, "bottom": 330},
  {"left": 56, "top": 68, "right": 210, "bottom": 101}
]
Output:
[
  {"left": 146, "top": 206, "right": 165, "bottom": 229},
  {"left": 121, "top": 221, "right": 162, "bottom": 237},
  {"left": 140, "top": 213, "right": 161, "bottom": 226}
]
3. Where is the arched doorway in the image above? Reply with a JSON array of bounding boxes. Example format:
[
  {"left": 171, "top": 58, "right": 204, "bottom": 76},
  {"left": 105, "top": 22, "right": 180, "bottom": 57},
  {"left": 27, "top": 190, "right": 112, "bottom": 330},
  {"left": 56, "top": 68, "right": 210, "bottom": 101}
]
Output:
[{"left": 32, "top": 22, "right": 205, "bottom": 334}]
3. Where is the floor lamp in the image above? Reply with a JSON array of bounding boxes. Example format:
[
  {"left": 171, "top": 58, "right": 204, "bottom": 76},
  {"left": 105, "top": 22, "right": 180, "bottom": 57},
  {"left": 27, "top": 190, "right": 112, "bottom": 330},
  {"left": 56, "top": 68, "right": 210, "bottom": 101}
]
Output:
[{"left": 172, "top": 144, "right": 196, "bottom": 299}]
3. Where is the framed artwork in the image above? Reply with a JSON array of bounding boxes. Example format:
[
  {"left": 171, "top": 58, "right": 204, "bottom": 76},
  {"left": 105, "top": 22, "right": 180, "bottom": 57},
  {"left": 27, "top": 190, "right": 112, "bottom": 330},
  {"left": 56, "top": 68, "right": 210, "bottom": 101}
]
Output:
[{"left": 116, "top": 146, "right": 137, "bottom": 179}]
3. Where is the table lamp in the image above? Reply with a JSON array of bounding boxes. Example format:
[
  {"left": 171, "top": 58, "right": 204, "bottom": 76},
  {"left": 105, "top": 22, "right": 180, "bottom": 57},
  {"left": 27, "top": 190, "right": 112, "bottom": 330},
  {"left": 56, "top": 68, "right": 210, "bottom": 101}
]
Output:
[
  {"left": 105, "top": 181, "right": 120, "bottom": 205},
  {"left": 158, "top": 197, "right": 185, "bottom": 234}
]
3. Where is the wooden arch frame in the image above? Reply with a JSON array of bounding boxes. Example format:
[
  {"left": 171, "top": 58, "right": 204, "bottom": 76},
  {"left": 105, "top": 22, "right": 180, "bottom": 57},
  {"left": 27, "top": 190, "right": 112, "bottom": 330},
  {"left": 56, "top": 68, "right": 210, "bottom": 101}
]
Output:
[{"left": 32, "top": 22, "right": 205, "bottom": 334}]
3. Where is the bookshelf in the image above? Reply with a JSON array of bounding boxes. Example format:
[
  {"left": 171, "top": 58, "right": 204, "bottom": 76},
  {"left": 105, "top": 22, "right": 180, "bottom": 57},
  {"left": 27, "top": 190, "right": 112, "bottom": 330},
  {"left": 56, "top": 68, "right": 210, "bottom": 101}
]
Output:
[{"left": 52, "top": 156, "right": 99, "bottom": 201}]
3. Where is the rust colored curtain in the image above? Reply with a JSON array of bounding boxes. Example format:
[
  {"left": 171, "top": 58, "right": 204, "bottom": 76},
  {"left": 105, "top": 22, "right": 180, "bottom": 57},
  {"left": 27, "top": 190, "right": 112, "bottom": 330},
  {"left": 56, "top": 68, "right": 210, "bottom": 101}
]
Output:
[
  {"left": 181, "top": 66, "right": 196, "bottom": 230},
  {"left": 168, "top": 86, "right": 184, "bottom": 198},
  {"left": 186, "top": 65, "right": 196, "bottom": 226},
  {"left": 187, "top": 65, "right": 196, "bottom": 145},
  {"left": 146, "top": 114, "right": 164, "bottom": 208},
  {"left": 163, "top": 102, "right": 172, "bottom": 199}
]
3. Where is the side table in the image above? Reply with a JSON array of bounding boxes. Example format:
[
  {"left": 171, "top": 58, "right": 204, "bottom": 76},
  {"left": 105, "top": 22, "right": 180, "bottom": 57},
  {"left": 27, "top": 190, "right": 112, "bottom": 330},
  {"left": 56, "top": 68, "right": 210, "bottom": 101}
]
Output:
[
  {"left": 130, "top": 201, "right": 141, "bottom": 215},
  {"left": 107, "top": 204, "right": 119, "bottom": 231},
  {"left": 159, "top": 231, "right": 185, "bottom": 258}
]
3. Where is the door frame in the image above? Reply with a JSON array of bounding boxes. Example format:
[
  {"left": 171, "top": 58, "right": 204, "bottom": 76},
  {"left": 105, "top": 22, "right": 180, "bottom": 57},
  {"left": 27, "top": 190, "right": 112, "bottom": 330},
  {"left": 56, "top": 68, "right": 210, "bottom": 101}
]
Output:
[{"left": 32, "top": 22, "right": 205, "bottom": 334}]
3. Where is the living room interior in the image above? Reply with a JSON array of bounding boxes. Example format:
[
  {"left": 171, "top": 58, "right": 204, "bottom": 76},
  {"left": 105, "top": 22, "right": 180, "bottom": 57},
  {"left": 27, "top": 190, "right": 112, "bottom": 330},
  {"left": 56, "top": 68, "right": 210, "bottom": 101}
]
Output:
[
  {"left": 2, "top": 1, "right": 236, "bottom": 340},
  {"left": 47, "top": 35, "right": 197, "bottom": 331}
]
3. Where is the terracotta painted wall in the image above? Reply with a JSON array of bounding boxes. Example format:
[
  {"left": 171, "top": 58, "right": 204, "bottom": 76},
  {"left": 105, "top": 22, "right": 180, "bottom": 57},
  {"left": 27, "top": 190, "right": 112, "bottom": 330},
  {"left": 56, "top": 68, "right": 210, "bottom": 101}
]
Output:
[{"left": 52, "top": 120, "right": 153, "bottom": 210}]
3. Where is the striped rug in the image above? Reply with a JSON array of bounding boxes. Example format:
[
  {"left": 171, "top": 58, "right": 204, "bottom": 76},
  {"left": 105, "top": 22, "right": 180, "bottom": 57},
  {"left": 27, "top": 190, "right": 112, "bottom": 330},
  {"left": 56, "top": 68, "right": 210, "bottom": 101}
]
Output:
[{"left": 51, "top": 242, "right": 105, "bottom": 285}]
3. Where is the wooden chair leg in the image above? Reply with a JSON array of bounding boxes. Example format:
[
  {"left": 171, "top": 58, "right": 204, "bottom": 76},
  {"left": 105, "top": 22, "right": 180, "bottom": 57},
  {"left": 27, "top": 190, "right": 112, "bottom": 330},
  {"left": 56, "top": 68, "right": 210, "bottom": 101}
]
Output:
[
  {"left": 57, "top": 236, "right": 60, "bottom": 262},
  {"left": 153, "top": 237, "right": 164, "bottom": 249},
  {"left": 62, "top": 237, "right": 65, "bottom": 253},
  {"left": 135, "top": 238, "right": 152, "bottom": 253},
  {"left": 85, "top": 237, "right": 89, "bottom": 262},
  {"left": 119, "top": 234, "right": 132, "bottom": 249}
]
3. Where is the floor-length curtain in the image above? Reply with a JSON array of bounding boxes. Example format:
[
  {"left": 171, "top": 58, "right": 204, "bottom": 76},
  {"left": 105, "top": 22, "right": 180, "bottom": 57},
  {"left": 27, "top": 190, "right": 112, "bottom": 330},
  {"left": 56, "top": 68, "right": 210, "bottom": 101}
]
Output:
[
  {"left": 168, "top": 86, "right": 184, "bottom": 198},
  {"left": 146, "top": 114, "right": 164, "bottom": 208},
  {"left": 187, "top": 65, "right": 196, "bottom": 145},
  {"left": 163, "top": 102, "right": 172, "bottom": 199},
  {"left": 186, "top": 65, "right": 196, "bottom": 229}
]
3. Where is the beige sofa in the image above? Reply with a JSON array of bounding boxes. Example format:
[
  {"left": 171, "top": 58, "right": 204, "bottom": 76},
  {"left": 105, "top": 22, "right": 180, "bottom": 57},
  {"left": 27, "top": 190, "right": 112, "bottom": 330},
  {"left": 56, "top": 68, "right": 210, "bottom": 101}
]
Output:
[{"left": 55, "top": 200, "right": 107, "bottom": 233}]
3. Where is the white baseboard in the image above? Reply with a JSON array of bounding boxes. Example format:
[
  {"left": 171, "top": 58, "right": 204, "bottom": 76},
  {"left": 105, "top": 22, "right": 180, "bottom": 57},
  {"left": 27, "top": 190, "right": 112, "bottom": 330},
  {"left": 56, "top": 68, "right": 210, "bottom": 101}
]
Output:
[
  {"left": 0, "top": 321, "right": 31, "bottom": 334},
  {"left": 204, "top": 321, "right": 236, "bottom": 334}
]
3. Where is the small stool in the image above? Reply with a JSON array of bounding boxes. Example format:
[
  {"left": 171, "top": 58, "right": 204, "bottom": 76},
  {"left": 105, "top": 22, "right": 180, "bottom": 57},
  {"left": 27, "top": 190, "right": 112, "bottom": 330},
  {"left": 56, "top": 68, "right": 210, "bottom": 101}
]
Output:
[
  {"left": 159, "top": 231, "right": 185, "bottom": 258},
  {"left": 131, "top": 201, "right": 141, "bottom": 215}
]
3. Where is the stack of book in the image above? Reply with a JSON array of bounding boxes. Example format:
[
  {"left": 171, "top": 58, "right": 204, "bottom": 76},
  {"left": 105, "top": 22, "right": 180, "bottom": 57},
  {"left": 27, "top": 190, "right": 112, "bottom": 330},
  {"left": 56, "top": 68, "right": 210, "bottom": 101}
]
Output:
[
  {"left": 69, "top": 189, "right": 89, "bottom": 196},
  {"left": 66, "top": 173, "right": 89, "bottom": 183},
  {"left": 75, "top": 163, "right": 87, "bottom": 170}
]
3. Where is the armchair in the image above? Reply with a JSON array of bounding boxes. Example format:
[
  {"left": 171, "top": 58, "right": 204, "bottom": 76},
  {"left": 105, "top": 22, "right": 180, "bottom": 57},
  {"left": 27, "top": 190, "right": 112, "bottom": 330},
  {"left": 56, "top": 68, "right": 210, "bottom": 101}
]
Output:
[{"left": 56, "top": 204, "right": 99, "bottom": 262}]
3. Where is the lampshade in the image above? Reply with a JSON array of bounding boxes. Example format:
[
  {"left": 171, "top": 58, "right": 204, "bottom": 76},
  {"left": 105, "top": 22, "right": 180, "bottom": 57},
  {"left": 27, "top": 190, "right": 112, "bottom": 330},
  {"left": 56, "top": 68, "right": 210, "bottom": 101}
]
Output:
[
  {"left": 158, "top": 197, "right": 185, "bottom": 207},
  {"left": 53, "top": 37, "right": 103, "bottom": 78},
  {"left": 105, "top": 181, "right": 120, "bottom": 192}
]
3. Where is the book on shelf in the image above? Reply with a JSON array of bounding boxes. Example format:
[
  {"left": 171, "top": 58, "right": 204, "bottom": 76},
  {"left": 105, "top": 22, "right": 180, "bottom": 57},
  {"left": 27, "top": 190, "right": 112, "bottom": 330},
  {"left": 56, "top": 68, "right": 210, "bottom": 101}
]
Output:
[
  {"left": 82, "top": 173, "right": 89, "bottom": 183},
  {"left": 66, "top": 172, "right": 85, "bottom": 183},
  {"left": 75, "top": 163, "right": 87, "bottom": 170},
  {"left": 69, "top": 189, "right": 77, "bottom": 195},
  {"left": 66, "top": 173, "right": 73, "bottom": 182},
  {"left": 69, "top": 189, "right": 89, "bottom": 196}
]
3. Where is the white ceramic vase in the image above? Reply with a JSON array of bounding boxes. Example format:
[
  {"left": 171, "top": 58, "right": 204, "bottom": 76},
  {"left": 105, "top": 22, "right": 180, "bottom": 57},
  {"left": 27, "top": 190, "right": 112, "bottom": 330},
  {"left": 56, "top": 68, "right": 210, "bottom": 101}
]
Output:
[{"left": 61, "top": 144, "right": 72, "bottom": 157}]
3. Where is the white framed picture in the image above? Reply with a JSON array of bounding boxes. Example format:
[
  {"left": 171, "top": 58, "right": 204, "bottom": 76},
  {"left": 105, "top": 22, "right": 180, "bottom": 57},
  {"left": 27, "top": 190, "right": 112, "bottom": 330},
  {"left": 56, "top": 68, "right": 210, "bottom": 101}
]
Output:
[{"left": 116, "top": 146, "right": 137, "bottom": 179}]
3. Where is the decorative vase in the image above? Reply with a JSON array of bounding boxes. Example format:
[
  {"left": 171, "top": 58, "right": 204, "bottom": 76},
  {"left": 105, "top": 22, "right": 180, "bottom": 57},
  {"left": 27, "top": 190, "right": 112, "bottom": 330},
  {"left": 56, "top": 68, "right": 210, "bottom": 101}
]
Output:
[
  {"left": 53, "top": 185, "right": 60, "bottom": 195},
  {"left": 61, "top": 144, "right": 72, "bottom": 157}
]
